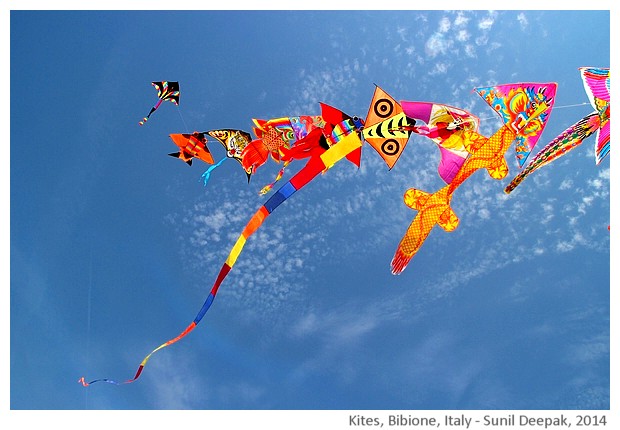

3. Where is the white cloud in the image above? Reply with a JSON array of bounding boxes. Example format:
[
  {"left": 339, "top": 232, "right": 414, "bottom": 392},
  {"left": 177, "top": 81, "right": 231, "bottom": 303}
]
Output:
[
  {"left": 559, "top": 178, "right": 573, "bottom": 190},
  {"left": 517, "top": 13, "right": 529, "bottom": 30},
  {"left": 439, "top": 16, "right": 451, "bottom": 33},
  {"left": 478, "top": 17, "right": 494, "bottom": 30},
  {"left": 588, "top": 178, "right": 603, "bottom": 190},
  {"left": 454, "top": 12, "right": 469, "bottom": 27},
  {"left": 597, "top": 167, "right": 610, "bottom": 180},
  {"left": 425, "top": 32, "right": 453, "bottom": 58},
  {"left": 456, "top": 29, "right": 470, "bottom": 42},
  {"left": 475, "top": 34, "right": 489, "bottom": 47},
  {"left": 464, "top": 44, "right": 476, "bottom": 58},
  {"left": 429, "top": 62, "right": 449, "bottom": 75},
  {"left": 149, "top": 353, "right": 210, "bottom": 409}
]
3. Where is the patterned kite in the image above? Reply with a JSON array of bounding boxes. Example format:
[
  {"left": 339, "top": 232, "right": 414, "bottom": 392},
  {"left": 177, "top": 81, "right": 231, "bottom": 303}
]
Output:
[
  {"left": 138, "top": 81, "right": 180, "bottom": 126},
  {"left": 168, "top": 132, "right": 215, "bottom": 166},
  {"left": 244, "top": 115, "right": 326, "bottom": 194},
  {"left": 581, "top": 66, "right": 610, "bottom": 164},
  {"left": 362, "top": 85, "right": 415, "bottom": 169},
  {"left": 477, "top": 83, "right": 555, "bottom": 167},
  {"left": 400, "top": 101, "right": 480, "bottom": 184},
  {"left": 504, "top": 67, "right": 610, "bottom": 193},
  {"left": 201, "top": 129, "right": 253, "bottom": 184},
  {"left": 79, "top": 104, "right": 364, "bottom": 387},
  {"left": 391, "top": 82, "right": 557, "bottom": 274},
  {"left": 277, "top": 103, "right": 364, "bottom": 167},
  {"left": 243, "top": 116, "right": 325, "bottom": 172}
]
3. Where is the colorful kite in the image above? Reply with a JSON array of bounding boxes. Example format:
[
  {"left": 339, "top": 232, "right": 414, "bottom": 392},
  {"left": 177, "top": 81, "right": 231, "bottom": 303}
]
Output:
[
  {"left": 400, "top": 101, "right": 480, "bottom": 184},
  {"left": 279, "top": 103, "right": 364, "bottom": 168},
  {"left": 201, "top": 129, "right": 253, "bottom": 184},
  {"left": 362, "top": 85, "right": 415, "bottom": 169},
  {"left": 79, "top": 104, "right": 364, "bottom": 387},
  {"left": 504, "top": 67, "right": 610, "bottom": 193},
  {"left": 580, "top": 66, "right": 610, "bottom": 164},
  {"left": 243, "top": 116, "right": 325, "bottom": 173},
  {"left": 391, "top": 82, "right": 557, "bottom": 274},
  {"left": 476, "top": 83, "right": 555, "bottom": 167},
  {"left": 244, "top": 115, "right": 326, "bottom": 194},
  {"left": 168, "top": 132, "right": 215, "bottom": 166},
  {"left": 139, "top": 81, "right": 180, "bottom": 126}
]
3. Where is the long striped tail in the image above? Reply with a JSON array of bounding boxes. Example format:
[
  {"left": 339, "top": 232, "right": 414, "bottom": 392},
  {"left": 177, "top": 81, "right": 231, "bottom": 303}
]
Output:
[{"left": 78, "top": 133, "right": 361, "bottom": 386}]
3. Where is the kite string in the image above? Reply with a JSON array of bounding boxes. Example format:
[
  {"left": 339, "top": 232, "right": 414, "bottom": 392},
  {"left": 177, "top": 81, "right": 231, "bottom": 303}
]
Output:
[
  {"left": 84, "top": 249, "right": 93, "bottom": 408},
  {"left": 176, "top": 105, "right": 190, "bottom": 133},
  {"left": 553, "top": 102, "right": 590, "bottom": 109}
]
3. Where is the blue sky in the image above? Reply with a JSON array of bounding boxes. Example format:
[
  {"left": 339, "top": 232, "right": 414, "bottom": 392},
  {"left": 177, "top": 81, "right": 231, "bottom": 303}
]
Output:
[{"left": 6, "top": 3, "right": 616, "bottom": 421}]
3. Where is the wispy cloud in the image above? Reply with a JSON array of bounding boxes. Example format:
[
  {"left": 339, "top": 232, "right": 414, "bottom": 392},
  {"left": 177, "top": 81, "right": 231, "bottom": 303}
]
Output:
[{"left": 517, "top": 12, "right": 529, "bottom": 30}]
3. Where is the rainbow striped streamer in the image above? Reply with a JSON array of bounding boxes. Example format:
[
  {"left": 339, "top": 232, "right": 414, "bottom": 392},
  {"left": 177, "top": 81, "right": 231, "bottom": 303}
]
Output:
[{"left": 79, "top": 132, "right": 362, "bottom": 386}]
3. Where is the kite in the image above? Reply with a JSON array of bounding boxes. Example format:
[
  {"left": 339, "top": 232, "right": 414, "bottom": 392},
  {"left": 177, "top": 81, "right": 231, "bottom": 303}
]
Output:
[
  {"left": 477, "top": 83, "right": 555, "bottom": 167},
  {"left": 79, "top": 104, "right": 364, "bottom": 387},
  {"left": 201, "top": 129, "right": 253, "bottom": 185},
  {"left": 243, "top": 115, "right": 326, "bottom": 194},
  {"left": 581, "top": 67, "right": 610, "bottom": 164},
  {"left": 504, "top": 67, "right": 610, "bottom": 193},
  {"left": 242, "top": 115, "right": 325, "bottom": 173},
  {"left": 400, "top": 101, "right": 480, "bottom": 184},
  {"left": 362, "top": 85, "right": 416, "bottom": 169},
  {"left": 138, "top": 81, "right": 180, "bottom": 126},
  {"left": 278, "top": 103, "right": 364, "bottom": 168},
  {"left": 391, "top": 82, "right": 557, "bottom": 274},
  {"left": 168, "top": 132, "right": 215, "bottom": 166}
]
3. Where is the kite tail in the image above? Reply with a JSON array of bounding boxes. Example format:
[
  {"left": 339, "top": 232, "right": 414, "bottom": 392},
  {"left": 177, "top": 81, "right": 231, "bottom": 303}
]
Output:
[
  {"left": 78, "top": 160, "right": 318, "bottom": 388},
  {"left": 78, "top": 268, "right": 227, "bottom": 387},
  {"left": 79, "top": 134, "right": 361, "bottom": 387},
  {"left": 390, "top": 248, "right": 413, "bottom": 275},
  {"left": 138, "top": 101, "right": 162, "bottom": 126},
  {"left": 504, "top": 169, "right": 528, "bottom": 194},
  {"left": 259, "top": 161, "right": 290, "bottom": 195},
  {"left": 201, "top": 158, "right": 228, "bottom": 186}
]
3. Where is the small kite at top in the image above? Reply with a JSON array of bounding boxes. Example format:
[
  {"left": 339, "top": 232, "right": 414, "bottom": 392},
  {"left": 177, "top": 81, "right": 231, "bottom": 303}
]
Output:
[{"left": 139, "top": 81, "right": 180, "bottom": 126}]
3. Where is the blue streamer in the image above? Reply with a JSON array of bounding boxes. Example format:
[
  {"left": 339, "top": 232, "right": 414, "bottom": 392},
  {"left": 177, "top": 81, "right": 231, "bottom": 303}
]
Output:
[{"left": 201, "top": 157, "right": 228, "bottom": 186}]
